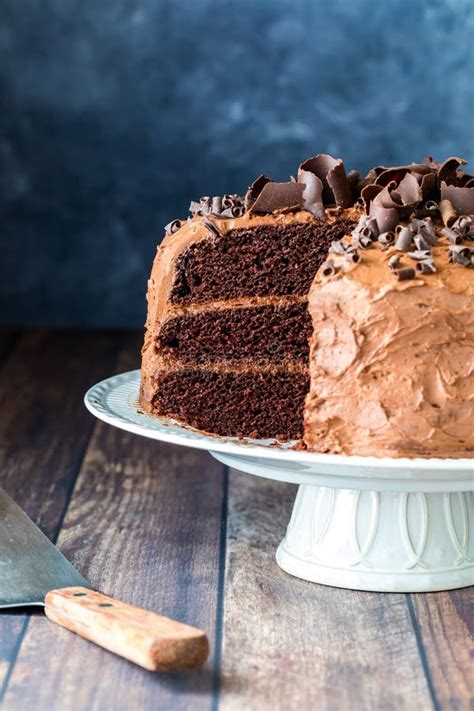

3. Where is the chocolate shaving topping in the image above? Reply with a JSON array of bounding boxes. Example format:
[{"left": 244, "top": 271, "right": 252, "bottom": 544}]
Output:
[
  {"left": 414, "top": 234, "right": 431, "bottom": 251},
  {"left": 416, "top": 260, "right": 436, "bottom": 274},
  {"left": 370, "top": 203, "right": 399, "bottom": 233},
  {"left": 297, "top": 169, "right": 324, "bottom": 217},
  {"left": 449, "top": 245, "right": 473, "bottom": 267},
  {"left": 202, "top": 219, "right": 222, "bottom": 238},
  {"left": 388, "top": 254, "right": 400, "bottom": 270},
  {"left": 345, "top": 251, "right": 361, "bottom": 263},
  {"left": 211, "top": 196, "right": 222, "bottom": 214},
  {"left": 371, "top": 174, "right": 421, "bottom": 223},
  {"left": 164, "top": 219, "right": 182, "bottom": 236},
  {"left": 394, "top": 226, "right": 413, "bottom": 251},
  {"left": 439, "top": 200, "right": 456, "bottom": 227},
  {"left": 321, "top": 260, "right": 337, "bottom": 277},
  {"left": 396, "top": 267, "right": 416, "bottom": 281},
  {"left": 299, "top": 154, "right": 354, "bottom": 208},
  {"left": 361, "top": 183, "right": 383, "bottom": 211},
  {"left": 378, "top": 231, "right": 395, "bottom": 245},
  {"left": 366, "top": 216, "right": 380, "bottom": 239},
  {"left": 442, "top": 227, "right": 463, "bottom": 245},
  {"left": 329, "top": 240, "right": 346, "bottom": 255},
  {"left": 397, "top": 172, "right": 423, "bottom": 205},
  {"left": 440, "top": 182, "right": 474, "bottom": 215},
  {"left": 408, "top": 249, "right": 432, "bottom": 262},
  {"left": 420, "top": 172, "right": 437, "bottom": 198},
  {"left": 244, "top": 175, "right": 271, "bottom": 210},
  {"left": 438, "top": 157, "right": 467, "bottom": 186},
  {"left": 250, "top": 181, "right": 305, "bottom": 214},
  {"left": 453, "top": 215, "right": 472, "bottom": 236}
]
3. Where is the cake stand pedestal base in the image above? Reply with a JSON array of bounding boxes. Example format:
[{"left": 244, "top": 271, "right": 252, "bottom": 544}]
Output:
[{"left": 277, "top": 485, "right": 473, "bottom": 592}]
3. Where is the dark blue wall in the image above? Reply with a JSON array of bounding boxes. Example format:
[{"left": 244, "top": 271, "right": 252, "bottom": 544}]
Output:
[{"left": 1, "top": 0, "right": 473, "bottom": 326}]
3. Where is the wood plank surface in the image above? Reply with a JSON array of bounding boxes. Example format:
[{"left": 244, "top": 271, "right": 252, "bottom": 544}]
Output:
[
  {"left": 2, "top": 336, "right": 226, "bottom": 711},
  {"left": 412, "top": 590, "right": 474, "bottom": 710},
  {"left": 0, "top": 329, "right": 122, "bottom": 692},
  {"left": 219, "top": 472, "right": 440, "bottom": 711}
]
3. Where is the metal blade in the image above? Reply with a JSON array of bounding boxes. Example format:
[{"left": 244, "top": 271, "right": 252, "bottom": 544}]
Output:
[{"left": 0, "top": 488, "right": 92, "bottom": 608}]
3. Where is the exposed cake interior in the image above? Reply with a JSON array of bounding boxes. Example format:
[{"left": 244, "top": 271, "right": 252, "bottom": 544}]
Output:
[
  {"left": 141, "top": 213, "right": 355, "bottom": 439},
  {"left": 170, "top": 221, "right": 350, "bottom": 303},
  {"left": 151, "top": 365, "right": 309, "bottom": 440}
]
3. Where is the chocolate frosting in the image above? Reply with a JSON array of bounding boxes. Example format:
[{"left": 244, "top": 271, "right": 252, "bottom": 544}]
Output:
[{"left": 305, "top": 224, "right": 474, "bottom": 458}]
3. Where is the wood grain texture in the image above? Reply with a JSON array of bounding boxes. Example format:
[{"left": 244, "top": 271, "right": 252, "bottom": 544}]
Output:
[
  {"left": 219, "top": 472, "right": 437, "bottom": 711},
  {"left": 0, "top": 329, "right": 122, "bottom": 690},
  {"left": 45, "top": 587, "right": 209, "bottom": 671},
  {"left": 412, "top": 590, "right": 474, "bottom": 710},
  {"left": 2, "top": 335, "right": 225, "bottom": 710}
]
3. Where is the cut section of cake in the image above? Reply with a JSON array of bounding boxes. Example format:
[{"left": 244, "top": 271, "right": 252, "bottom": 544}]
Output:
[
  {"left": 140, "top": 154, "right": 474, "bottom": 457},
  {"left": 140, "top": 207, "right": 356, "bottom": 439}
]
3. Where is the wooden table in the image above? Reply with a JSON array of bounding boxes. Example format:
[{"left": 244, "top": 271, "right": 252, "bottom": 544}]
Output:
[{"left": 0, "top": 329, "right": 472, "bottom": 711}]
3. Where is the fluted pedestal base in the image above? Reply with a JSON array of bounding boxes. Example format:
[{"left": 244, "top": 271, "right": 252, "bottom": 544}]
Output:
[{"left": 277, "top": 486, "right": 474, "bottom": 592}]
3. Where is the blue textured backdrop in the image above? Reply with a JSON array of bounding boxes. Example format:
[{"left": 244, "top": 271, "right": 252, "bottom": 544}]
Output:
[{"left": 1, "top": 0, "right": 473, "bottom": 326}]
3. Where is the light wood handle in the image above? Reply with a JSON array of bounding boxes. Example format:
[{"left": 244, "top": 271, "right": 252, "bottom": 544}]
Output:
[{"left": 44, "top": 587, "right": 209, "bottom": 671}]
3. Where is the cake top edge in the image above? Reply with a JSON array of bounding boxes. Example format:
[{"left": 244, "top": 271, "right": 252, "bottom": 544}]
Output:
[{"left": 164, "top": 153, "right": 474, "bottom": 239}]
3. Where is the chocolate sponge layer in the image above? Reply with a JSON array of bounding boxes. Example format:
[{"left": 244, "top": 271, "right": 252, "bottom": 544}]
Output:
[
  {"left": 170, "top": 220, "right": 353, "bottom": 304},
  {"left": 158, "top": 301, "right": 311, "bottom": 363},
  {"left": 150, "top": 367, "right": 310, "bottom": 440}
]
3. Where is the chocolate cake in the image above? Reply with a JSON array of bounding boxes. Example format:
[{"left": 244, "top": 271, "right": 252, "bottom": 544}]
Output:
[{"left": 140, "top": 154, "right": 474, "bottom": 457}]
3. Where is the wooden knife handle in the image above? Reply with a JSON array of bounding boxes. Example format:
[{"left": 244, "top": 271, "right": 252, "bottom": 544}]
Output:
[{"left": 44, "top": 586, "right": 209, "bottom": 671}]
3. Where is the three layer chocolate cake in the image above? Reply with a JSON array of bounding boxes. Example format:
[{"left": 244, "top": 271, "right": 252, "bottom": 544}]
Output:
[{"left": 140, "top": 154, "right": 474, "bottom": 457}]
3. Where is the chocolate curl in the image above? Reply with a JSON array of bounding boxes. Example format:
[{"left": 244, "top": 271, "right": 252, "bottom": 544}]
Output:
[
  {"left": 320, "top": 260, "right": 337, "bottom": 277},
  {"left": 397, "top": 172, "right": 423, "bottom": 206},
  {"left": 369, "top": 203, "right": 399, "bottom": 233},
  {"left": 438, "top": 157, "right": 467, "bottom": 187},
  {"left": 249, "top": 181, "right": 305, "bottom": 214},
  {"left": 375, "top": 167, "right": 411, "bottom": 187},
  {"left": 297, "top": 169, "right": 324, "bottom": 217},
  {"left": 395, "top": 267, "right": 416, "bottom": 281},
  {"left": 244, "top": 174, "right": 271, "bottom": 210},
  {"left": 394, "top": 226, "right": 413, "bottom": 251},
  {"left": 388, "top": 255, "right": 400, "bottom": 270},
  {"left": 420, "top": 172, "right": 437, "bottom": 198},
  {"left": 407, "top": 250, "right": 433, "bottom": 261},
  {"left": 449, "top": 245, "right": 472, "bottom": 266},
  {"left": 361, "top": 183, "right": 383, "bottom": 212},
  {"left": 202, "top": 219, "right": 222, "bottom": 238},
  {"left": 164, "top": 219, "right": 182, "bottom": 235},
  {"left": 414, "top": 234, "right": 431, "bottom": 251},
  {"left": 299, "top": 154, "right": 353, "bottom": 207},
  {"left": 439, "top": 200, "right": 456, "bottom": 227},
  {"left": 441, "top": 182, "right": 474, "bottom": 215},
  {"left": 328, "top": 240, "right": 346, "bottom": 255},
  {"left": 375, "top": 173, "right": 422, "bottom": 220},
  {"left": 442, "top": 227, "right": 463, "bottom": 245},
  {"left": 374, "top": 163, "right": 434, "bottom": 188},
  {"left": 345, "top": 251, "right": 361, "bottom": 264},
  {"left": 378, "top": 231, "right": 395, "bottom": 245},
  {"left": 453, "top": 215, "right": 472, "bottom": 235},
  {"left": 416, "top": 261, "right": 436, "bottom": 274}
]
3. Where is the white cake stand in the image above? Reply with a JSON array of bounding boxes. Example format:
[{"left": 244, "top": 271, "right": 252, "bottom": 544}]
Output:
[{"left": 85, "top": 370, "right": 474, "bottom": 593}]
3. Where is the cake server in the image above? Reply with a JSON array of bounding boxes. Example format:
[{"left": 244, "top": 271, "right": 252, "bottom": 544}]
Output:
[{"left": 0, "top": 487, "right": 208, "bottom": 671}]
